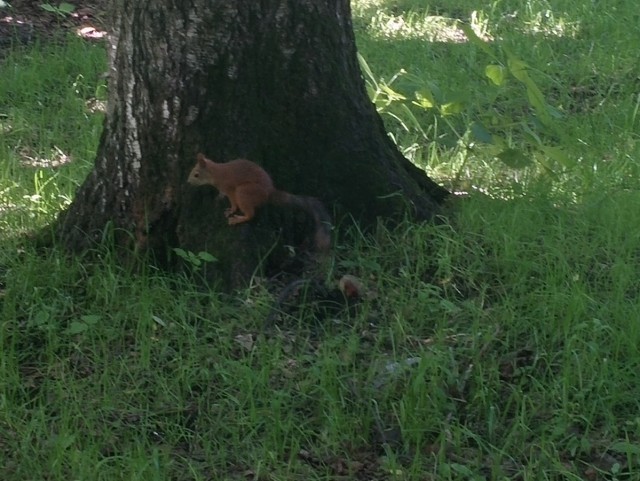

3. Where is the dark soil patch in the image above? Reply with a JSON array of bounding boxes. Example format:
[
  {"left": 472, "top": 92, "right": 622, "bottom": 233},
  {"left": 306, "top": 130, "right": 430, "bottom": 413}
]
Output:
[{"left": 0, "top": 0, "right": 109, "bottom": 49}]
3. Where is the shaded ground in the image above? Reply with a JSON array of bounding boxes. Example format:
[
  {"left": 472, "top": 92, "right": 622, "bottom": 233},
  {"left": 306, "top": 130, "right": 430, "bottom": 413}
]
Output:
[{"left": 0, "top": 0, "right": 108, "bottom": 47}]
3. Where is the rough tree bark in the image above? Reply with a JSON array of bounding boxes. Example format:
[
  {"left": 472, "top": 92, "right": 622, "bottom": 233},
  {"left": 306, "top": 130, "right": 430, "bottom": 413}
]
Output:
[{"left": 57, "top": 0, "right": 449, "bottom": 287}]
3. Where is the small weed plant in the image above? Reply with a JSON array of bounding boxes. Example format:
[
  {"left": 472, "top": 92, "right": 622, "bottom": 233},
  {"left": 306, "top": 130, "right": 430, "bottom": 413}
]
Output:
[{"left": 40, "top": 2, "right": 76, "bottom": 18}]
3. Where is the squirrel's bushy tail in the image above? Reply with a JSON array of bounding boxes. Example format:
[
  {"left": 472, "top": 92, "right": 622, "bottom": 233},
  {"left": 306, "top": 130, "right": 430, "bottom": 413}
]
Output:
[{"left": 270, "top": 190, "right": 331, "bottom": 251}]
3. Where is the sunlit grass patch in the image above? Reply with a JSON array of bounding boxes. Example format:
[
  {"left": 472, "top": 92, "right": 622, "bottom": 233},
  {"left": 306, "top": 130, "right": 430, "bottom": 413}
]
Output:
[
  {"left": 367, "top": 10, "right": 489, "bottom": 42},
  {"left": 0, "top": 35, "right": 106, "bottom": 235},
  {"left": 355, "top": 0, "right": 579, "bottom": 42},
  {"left": 353, "top": 0, "right": 640, "bottom": 199}
]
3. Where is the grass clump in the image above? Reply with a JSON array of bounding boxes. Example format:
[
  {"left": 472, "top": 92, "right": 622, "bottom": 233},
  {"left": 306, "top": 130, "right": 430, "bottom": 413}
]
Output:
[
  {"left": 0, "top": 36, "right": 106, "bottom": 234},
  {"left": 2, "top": 1, "right": 640, "bottom": 479},
  {"left": 354, "top": 0, "right": 640, "bottom": 201}
]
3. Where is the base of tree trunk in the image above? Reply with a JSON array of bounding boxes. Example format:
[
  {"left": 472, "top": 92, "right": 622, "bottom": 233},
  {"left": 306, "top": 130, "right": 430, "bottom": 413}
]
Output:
[{"left": 55, "top": 0, "right": 449, "bottom": 290}]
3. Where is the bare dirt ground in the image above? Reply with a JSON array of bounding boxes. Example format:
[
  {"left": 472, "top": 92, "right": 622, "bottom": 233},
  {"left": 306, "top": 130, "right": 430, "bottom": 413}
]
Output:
[{"left": 0, "top": 0, "right": 109, "bottom": 47}]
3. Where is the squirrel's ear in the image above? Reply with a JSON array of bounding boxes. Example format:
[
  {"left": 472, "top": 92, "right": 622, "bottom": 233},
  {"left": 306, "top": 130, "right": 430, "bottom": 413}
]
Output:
[{"left": 196, "top": 153, "right": 206, "bottom": 165}]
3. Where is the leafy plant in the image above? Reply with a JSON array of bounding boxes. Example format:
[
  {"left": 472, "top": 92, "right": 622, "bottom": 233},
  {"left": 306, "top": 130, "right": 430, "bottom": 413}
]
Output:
[
  {"left": 359, "top": 22, "right": 572, "bottom": 185},
  {"left": 65, "top": 314, "right": 100, "bottom": 335},
  {"left": 173, "top": 247, "right": 217, "bottom": 268},
  {"left": 40, "top": 2, "right": 75, "bottom": 17},
  {"left": 458, "top": 23, "right": 571, "bottom": 171}
]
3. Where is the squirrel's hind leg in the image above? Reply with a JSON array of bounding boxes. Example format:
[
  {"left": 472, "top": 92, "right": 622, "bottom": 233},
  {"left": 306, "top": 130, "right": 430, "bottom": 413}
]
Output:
[
  {"left": 224, "top": 191, "right": 239, "bottom": 218},
  {"left": 227, "top": 183, "right": 269, "bottom": 225}
]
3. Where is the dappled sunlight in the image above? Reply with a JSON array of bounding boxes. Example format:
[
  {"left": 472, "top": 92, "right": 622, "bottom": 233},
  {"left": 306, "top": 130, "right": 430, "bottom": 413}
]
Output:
[
  {"left": 351, "top": 0, "right": 387, "bottom": 12},
  {"left": 85, "top": 97, "right": 107, "bottom": 113},
  {"left": 0, "top": 114, "right": 12, "bottom": 134},
  {"left": 352, "top": 0, "right": 623, "bottom": 203},
  {"left": 76, "top": 25, "right": 107, "bottom": 40},
  {"left": 523, "top": 9, "right": 579, "bottom": 38},
  {"left": 357, "top": 3, "right": 578, "bottom": 42},
  {"left": 19, "top": 146, "right": 72, "bottom": 168},
  {"left": 367, "top": 10, "right": 491, "bottom": 42}
]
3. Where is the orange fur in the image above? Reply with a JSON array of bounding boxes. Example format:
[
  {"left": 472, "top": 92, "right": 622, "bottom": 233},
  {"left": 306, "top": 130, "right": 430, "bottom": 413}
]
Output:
[{"left": 188, "top": 153, "right": 331, "bottom": 250}]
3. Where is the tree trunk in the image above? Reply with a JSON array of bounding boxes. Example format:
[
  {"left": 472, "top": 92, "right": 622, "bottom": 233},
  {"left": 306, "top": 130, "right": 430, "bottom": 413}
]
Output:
[{"left": 57, "top": 0, "right": 449, "bottom": 287}]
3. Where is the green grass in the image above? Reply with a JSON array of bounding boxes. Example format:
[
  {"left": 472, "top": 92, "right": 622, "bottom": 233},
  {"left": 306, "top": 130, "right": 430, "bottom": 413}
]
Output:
[
  {"left": 2, "top": 1, "right": 640, "bottom": 479},
  {"left": 0, "top": 36, "right": 105, "bottom": 234},
  {"left": 354, "top": 0, "right": 640, "bottom": 199}
]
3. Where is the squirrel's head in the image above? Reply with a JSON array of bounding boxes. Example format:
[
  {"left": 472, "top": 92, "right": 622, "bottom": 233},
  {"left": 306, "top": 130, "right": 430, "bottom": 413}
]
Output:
[{"left": 187, "top": 153, "right": 211, "bottom": 185}]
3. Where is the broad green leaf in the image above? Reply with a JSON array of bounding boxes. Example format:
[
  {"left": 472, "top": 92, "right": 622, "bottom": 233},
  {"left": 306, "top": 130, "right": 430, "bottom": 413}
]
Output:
[
  {"left": 540, "top": 145, "right": 574, "bottom": 168},
  {"left": 507, "top": 57, "right": 529, "bottom": 83},
  {"left": 67, "top": 321, "right": 88, "bottom": 334},
  {"left": 51, "top": 434, "right": 76, "bottom": 450},
  {"left": 547, "top": 104, "right": 564, "bottom": 120},
  {"left": 610, "top": 441, "right": 640, "bottom": 456},
  {"left": 497, "top": 148, "right": 532, "bottom": 168},
  {"left": 526, "top": 80, "right": 551, "bottom": 125},
  {"left": 152, "top": 315, "right": 167, "bottom": 327},
  {"left": 365, "top": 84, "right": 376, "bottom": 100},
  {"left": 59, "top": 2, "right": 75, "bottom": 13},
  {"left": 488, "top": 133, "right": 506, "bottom": 149},
  {"left": 81, "top": 314, "right": 101, "bottom": 325},
  {"left": 413, "top": 89, "right": 435, "bottom": 109},
  {"left": 380, "top": 84, "right": 406, "bottom": 101},
  {"left": 440, "top": 102, "right": 463, "bottom": 115},
  {"left": 485, "top": 64, "right": 506, "bottom": 86},
  {"left": 450, "top": 463, "right": 475, "bottom": 476},
  {"left": 173, "top": 247, "right": 187, "bottom": 258},
  {"left": 34, "top": 310, "right": 50, "bottom": 326},
  {"left": 470, "top": 121, "right": 493, "bottom": 144},
  {"left": 198, "top": 252, "right": 217, "bottom": 263}
]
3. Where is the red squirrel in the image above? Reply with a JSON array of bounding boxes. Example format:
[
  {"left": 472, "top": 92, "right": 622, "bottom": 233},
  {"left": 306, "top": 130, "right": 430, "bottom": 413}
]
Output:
[{"left": 187, "top": 153, "right": 331, "bottom": 251}]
